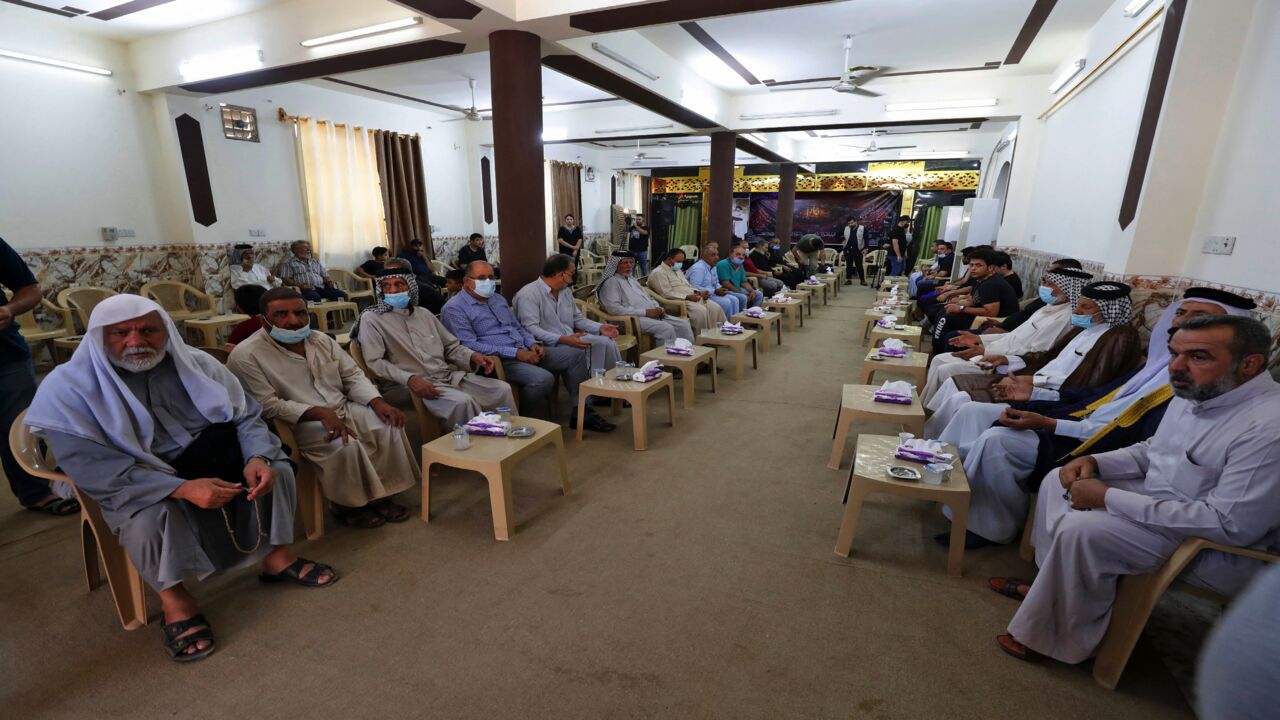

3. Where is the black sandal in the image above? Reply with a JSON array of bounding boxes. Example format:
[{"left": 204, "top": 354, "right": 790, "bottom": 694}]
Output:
[
  {"left": 332, "top": 505, "right": 386, "bottom": 529},
  {"left": 25, "top": 495, "right": 81, "bottom": 516},
  {"left": 988, "top": 577, "right": 1030, "bottom": 601},
  {"left": 372, "top": 499, "right": 411, "bottom": 523},
  {"left": 259, "top": 558, "right": 338, "bottom": 588},
  {"left": 162, "top": 613, "right": 216, "bottom": 663}
]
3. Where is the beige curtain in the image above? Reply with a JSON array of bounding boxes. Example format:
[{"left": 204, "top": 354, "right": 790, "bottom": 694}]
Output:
[
  {"left": 293, "top": 118, "right": 388, "bottom": 274},
  {"left": 546, "top": 160, "right": 582, "bottom": 251},
  {"left": 372, "top": 131, "right": 431, "bottom": 258}
]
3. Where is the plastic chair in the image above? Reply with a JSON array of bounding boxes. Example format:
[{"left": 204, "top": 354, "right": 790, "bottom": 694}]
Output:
[
  {"left": 1092, "top": 538, "right": 1280, "bottom": 689},
  {"left": 140, "top": 281, "right": 216, "bottom": 323},
  {"left": 430, "top": 259, "right": 453, "bottom": 277},
  {"left": 576, "top": 298, "right": 638, "bottom": 362},
  {"left": 9, "top": 410, "right": 149, "bottom": 630},
  {"left": 330, "top": 269, "right": 374, "bottom": 306},
  {"left": 3, "top": 290, "right": 72, "bottom": 366},
  {"left": 57, "top": 286, "right": 117, "bottom": 333},
  {"left": 270, "top": 419, "right": 325, "bottom": 541},
  {"left": 863, "top": 249, "right": 887, "bottom": 287},
  {"left": 680, "top": 244, "right": 699, "bottom": 261},
  {"left": 643, "top": 285, "right": 688, "bottom": 319}
]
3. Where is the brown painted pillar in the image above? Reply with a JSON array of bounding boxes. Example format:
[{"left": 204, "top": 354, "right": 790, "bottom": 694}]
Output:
[
  {"left": 776, "top": 163, "right": 797, "bottom": 245},
  {"left": 489, "top": 30, "right": 544, "bottom": 300},
  {"left": 707, "top": 131, "right": 736, "bottom": 254}
]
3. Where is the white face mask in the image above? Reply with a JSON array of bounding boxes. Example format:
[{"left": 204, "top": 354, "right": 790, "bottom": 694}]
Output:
[{"left": 473, "top": 278, "right": 497, "bottom": 298}]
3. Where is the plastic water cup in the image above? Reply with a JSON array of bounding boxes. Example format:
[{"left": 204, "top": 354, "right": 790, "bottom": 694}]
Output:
[
  {"left": 451, "top": 426, "right": 470, "bottom": 451},
  {"left": 496, "top": 407, "right": 512, "bottom": 424},
  {"left": 593, "top": 367, "right": 606, "bottom": 383},
  {"left": 898, "top": 432, "right": 914, "bottom": 446},
  {"left": 923, "top": 463, "right": 951, "bottom": 486}
]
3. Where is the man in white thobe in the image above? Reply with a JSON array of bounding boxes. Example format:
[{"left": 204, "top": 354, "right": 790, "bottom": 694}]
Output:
[
  {"left": 597, "top": 251, "right": 694, "bottom": 345},
  {"left": 646, "top": 247, "right": 727, "bottom": 333},
  {"left": 229, "top": 288, "right": 419, "bottom": 529},
  {"left": 924, "top": 282, "right": 1136, "bottom": 436},
  {"left": 935, "top": 288, "right": 1255, "bottom": 548},
  {"left": 990, "top": 315, "right": 1280, "bottom": 664},
  {"left": 513, "top": 253, "right": 624, "bottom": 372},
  {"left": 921, "top": 266, "right": 1090, "bottom": 404}
]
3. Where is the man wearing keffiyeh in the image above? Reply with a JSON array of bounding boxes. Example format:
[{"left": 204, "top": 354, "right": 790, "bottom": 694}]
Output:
[
  {"left": 353, "top": 267, "right": 514, "bottom": 429},
  {"left": 924, "top": 281, "right": 1143, "bottom": 436},
  {"left": 597, "top": 251, "right": 695, "bottom": 345}
]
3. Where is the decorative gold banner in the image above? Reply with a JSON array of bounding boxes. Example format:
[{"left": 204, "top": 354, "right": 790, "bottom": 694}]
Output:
[{"left": 651, "top": 170, "right": 979, "bottom": 195}]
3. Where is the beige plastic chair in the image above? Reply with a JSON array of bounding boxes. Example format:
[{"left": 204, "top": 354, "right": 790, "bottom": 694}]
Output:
[
  {"left": 430, "top": 259, "right": 453, "bottom": 277},
  {"left": 679, "top": 244, "right": 699, "bottom": 261},
  {"left": 58, "top": 286, "right": 117, "bottom": 333},
  {"left": 643, "top": 285, "right": 688, "bottom": 319},
  {"left": 270, "top": 419, "right": 326, "bottom": 541},
  {"left": 329, "top": 268, "right": 374, "bottom": 305},
  {"left": 1092, "top": 538, "right": 1280, "bottom": 689},
  {"left": 863, "top": 249, "right": 887, "bottom": 287},
  {"left": 819, "top": 248, "right": 841, "bottom": 268},
  {"left": 140, "top": 281, "right": 215, "bottom": 322},
  {"left": 576, "top": 298, "right": 638, "bottom": 362},
  {"left": 9, "top": 410, "right": 149, "bottom": 630},
  {"left": 3, "top": 290, "right": 72, "bottom": 366}
]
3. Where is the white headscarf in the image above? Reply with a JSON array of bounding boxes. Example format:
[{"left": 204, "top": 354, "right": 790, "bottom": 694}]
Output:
[
  {"left": 1111, "top": 294, "right": 1255, "bottom": 401},
  {"left": 25, "top": 295, "right": 248, "bottom": 472}
]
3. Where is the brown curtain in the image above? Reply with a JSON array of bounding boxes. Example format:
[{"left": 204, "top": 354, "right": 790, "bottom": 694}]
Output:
[
  {"left": 640, "top": 175, "right": 652, "bottom": 220},
  {"left": 372, "top": 130, "right": 431, "bottom": 258},
  {"left": 549, "top": 160, "right": 582, "bottom": 237}
]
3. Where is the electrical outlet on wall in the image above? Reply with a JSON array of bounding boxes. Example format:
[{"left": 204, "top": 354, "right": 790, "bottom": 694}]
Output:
[
  {"left": 1201, "top": 236, "right": 1236, "bottom": 255},
  {"left": 248, "top": 228, "right": 267, "bottom": 237},
  {"left": 100, "top": 227, "right": 118, "bottom": 242},
  {"left": 118, "top": 228, "right": 136, "bottom": 238}
]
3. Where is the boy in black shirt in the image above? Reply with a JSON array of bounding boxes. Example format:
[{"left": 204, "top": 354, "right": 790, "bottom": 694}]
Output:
[{"left": 931, "top": 247, "right": 1018, "bottom": 354}]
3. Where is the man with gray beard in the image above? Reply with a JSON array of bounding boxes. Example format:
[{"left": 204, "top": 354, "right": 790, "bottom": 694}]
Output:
[
  {"left": 988, "top": 315, "right": 1280, "bottom": 665},
  {"left": 24, "top": 295, "right": 336, "bottom": 664}
]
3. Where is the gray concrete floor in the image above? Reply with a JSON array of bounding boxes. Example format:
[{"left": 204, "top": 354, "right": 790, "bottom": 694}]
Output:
[{"left": 0, "top": 283, "right": 1193, "bottom": 719}]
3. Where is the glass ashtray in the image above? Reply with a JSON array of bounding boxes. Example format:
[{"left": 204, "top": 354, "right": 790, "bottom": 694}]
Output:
[
  {"left": 505, "top": 426, "right": 536, "bottom": 438},
  {"left": 887, "top": 465, "right": 922, "bottom": 481}
]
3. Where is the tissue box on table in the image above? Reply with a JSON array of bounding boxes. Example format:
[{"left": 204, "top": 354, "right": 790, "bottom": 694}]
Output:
[
  {"left": 877, "top": 339, "right": 909, "bottom": 358},
  {"left": 875, "top": 316, "right": 896, "bottom": 328},
  {"left": 719, "top": 322, "right": 745, "bottom": 335},
  {"left": 744, "top": 306, "right": 764, "bottom": 318},
  {"left": 805, "top": 275, "right": 821, "bottom": 285},
  {"left": 770, "top": 292, "right": 790, "bottom": 303},
  {"left": 873, "top": 380, "right": 915, "bottom": 405},
  {"left": 894, "top": 437, "right": 956, "bottom": 464},
  {"left": 464, "top": 413, "right": 510, "bottom": 436},
  {"left": 631, "top": 360, "right": 665, "bottom": 382},
  {"left": 665, "top": 338, "right": 695, "bottom": 356}
]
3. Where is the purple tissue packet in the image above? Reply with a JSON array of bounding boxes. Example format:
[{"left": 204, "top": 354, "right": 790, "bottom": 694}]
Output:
[
  {"left": 894, "top": 447, "right": 948, "bottom": 464},
  {"left": 666, "top": 346, "right": 693, "bottom": 356},
  {"left": 874, "top": 392, "right": 913, "bottom": 405},
  {"left": 465, "top": 423, "right": 508, "bottom": 436},
  {"left": 878, "top": 348, "right": 907, "bottom": 358}
]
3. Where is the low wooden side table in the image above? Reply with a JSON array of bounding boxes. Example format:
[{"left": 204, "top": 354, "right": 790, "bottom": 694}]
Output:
[
  {"left": 576, "top": 368, "right": 676, "bottom": 451},
  {"left": 763, "top": 298, "right": 804, "bottom": 330},
  {"left": 869, "top": 323, "right": 924, "bottom": 350},
  {"left": 696, "top": 327, "right": 759, "bottom": 381},
  {"left": 833, "top": 434, "right": 971, "bottom": 577},
  {"left": 639, "top": 345, "right": 717, "bottom": 408},
  {"left": 731, "top": 310, "right": 782, "bottom": 351},
  {"left": 800, "top": 281, "right": 829, "bottom": 305},
  {"left": 858, "top": 309, "right": 907, "bottom": 341},
  {"left": 184, "top": 314, "right": 248, "bottom": 348},
  {"left": 785, "top": 288, "right": 815, "bottom": 315},
  {"left": 421, "top": 416, "right": 569, "bottom": 541},
  {"left": 828, "top": 384, "right": 925, "bottom": 470},
  {"left": 857, "top": 348, "right": 928, "bottom": 387}
]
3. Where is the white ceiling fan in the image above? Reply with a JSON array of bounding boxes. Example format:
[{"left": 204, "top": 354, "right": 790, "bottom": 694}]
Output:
[
  {"left": 841, "top": 129, "right": 915, "bottom": 154},
  {"left": 831, "top": 35, "right": 887, "bottom": 97},
  {"left": 626, "top": 139, "right": 667, "bottom": 166},
  {"left": 444, "top": 78, "right": 484, "bottom": 122}
]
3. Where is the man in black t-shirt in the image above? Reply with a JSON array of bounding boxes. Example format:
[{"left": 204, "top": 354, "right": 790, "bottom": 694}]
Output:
[
  {"left": 356, "top": 246, "right": 388, "bottom": 279},
  {"left": 457, "top": 233, "right": 490, "bottom": 268},
  {"left": 931, "top": 247, "right": 1019, "bottom": 354},
  {"left": 0, "top": 238, "right": 80, "bottom": 515},
  {"left": 992, "top": 250, "right": 1023, "bottom": 298},
  {"left": 627, "top": 214, "right": 651, "bottom": 275}
]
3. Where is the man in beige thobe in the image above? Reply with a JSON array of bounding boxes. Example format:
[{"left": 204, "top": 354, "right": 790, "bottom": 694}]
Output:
[
  {"left": 228, "top": 288, "right": 418, "bottom": 529},
  {"left": 647, "top": 247, "right": 727, "bottom": 332},
  {"left": 356, "top": 268, "right": 515, "bottom": 428}
]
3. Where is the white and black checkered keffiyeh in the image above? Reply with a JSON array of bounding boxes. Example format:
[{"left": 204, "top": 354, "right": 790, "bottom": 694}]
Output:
[
  {"left": 1080, "top": 282, "right": 1133, "bottom": 327},
  {"left": 599, "top": 251, "right": 633, "bottom": 285},
  {"left": 350, "top": 268, "right": 419, "bottom": 340},
  {"left": 1044, "top": 267, "right": 1092, "bottom": 307}
]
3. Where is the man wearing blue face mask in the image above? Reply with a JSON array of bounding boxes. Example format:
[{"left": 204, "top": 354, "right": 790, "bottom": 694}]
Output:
[
  {"left": 228, "top": 288, "right": 419, "bottom": 530},
  {"left": 442, "top": 261, "right": 593, "bottom": 425}
]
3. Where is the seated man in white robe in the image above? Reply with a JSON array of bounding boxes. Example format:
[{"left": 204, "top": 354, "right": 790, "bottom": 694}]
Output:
[
  {"left": 934, "top": 288, "right": 1256, "bottom": 549},
  {"left": 597, "top": 251, "right": 695, "bottom": 346},
  {"left": 988, "top": 315, "right": 1280, "bottom": 665},
  {"left": 228, "top": 288, "right": 419, "bottom": 530},
  {"left": 357, "top": 268, "right": 517, "bottom": 430},
  {"left": 645, "top": 247, "right": 727, "bottom": 333},
  {"left": 924, "top": 282, "right": 1142, "bottom": 436},
  {"left": 25, "top": 296, "right": 335, "bottom": 663},
  {"left": 922, "top": 267, "right": 1090, "bottom": 404}
]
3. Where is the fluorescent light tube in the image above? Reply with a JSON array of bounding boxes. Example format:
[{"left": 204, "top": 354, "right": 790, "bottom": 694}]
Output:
[
  {"left": 0, "top": 49, "right": 111, "bottom": 76},
  {"left": 542, "top": 127, "right": 568, "bottom": 141},
  {"left": 1123, "top": 0, "right": 1155, "bottom": 17},
  {"left": 884, "top": 98, "right": 998, "bottom": 112},
  {"left": 592, "top": 124, "right": 674, "bottom": 134},
  {"left": 1048, "top": 59, "right": 1085, "bottom": 94},
  {"left": 300, "top": 17, "right": 422, "bottom": 48},
  {"left": 738, "top": 109, "right": 838, "bottom": 120},
  {"left": 902, "top": 150, "right": 971, "bottom": 158},
  {"left": 591, "top": 43, "right": 660, "bottom": 81},
  {"left": 179, "top": 47, "right": 264, "bottom": 82},
  {"left": 743, "top": 133, "right": 768, "bottom": 145}
]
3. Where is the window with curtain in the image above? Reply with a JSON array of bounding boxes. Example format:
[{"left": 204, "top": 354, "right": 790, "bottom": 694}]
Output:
[
  {"left": 289, "top": 116, "right": 388, "bottom": 274},
  {"left": 372, "top": 130, "right": 432, "bottom": 258}
]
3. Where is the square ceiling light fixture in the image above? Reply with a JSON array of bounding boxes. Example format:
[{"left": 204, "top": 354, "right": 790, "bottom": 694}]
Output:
[
  {"left": 179, "top": 47, "right": 264, "bottom": 82},
  {"left": 0, "top": 49, "right": 111, "bottom": 76},
  {"left": 300, "top": 17, "right": 422, "bottom": 47},
  {"left": 885, "top": 98, "right": 998, "bottom": 112}
]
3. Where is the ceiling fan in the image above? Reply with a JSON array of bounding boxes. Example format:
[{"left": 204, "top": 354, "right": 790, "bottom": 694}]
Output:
[
  {"left": 444, "top": 78, "right": 484, "bottom": 122},
  {"left": 841, "top": 129, "right": 915, "bottom": 154},
  {"left": 627, "top": 140, "right": 667, "bottom": 165},
  {"left": 831, "top": 35, "right": 887, "bottom": 97}
]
